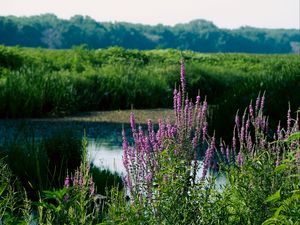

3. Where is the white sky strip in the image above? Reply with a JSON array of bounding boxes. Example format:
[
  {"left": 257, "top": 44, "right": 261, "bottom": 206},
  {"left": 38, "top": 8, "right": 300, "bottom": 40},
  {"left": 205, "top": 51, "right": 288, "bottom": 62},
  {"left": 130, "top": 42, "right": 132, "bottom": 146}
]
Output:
[{"left": 0, "top": 0, "right": 299, "bottom": 29}]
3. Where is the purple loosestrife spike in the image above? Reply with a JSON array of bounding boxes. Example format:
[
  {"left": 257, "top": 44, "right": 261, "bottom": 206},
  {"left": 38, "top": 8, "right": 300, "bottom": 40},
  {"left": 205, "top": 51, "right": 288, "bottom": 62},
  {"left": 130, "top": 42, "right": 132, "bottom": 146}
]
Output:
[
  {"left": 184, "top": 98, "right": 189, "bottom": 126},
  {"left": 277, "top": 121, "right": 283, "bottom": 140},
  {"left": 287, "top": 106, "right": 291, "bottom": 137},
  {"left": 259, "top": 138, "right": 266, "bottom": 149},
  {"left": 188, "top": 101, "right": 193, "bottom": 128},
  {"left": 194, "top": 95, "right": 201, "bottom": 123},
  {"left": 192, "top": 133, "right": 198, "bottom": 149},
  {"left": 89, "top": 177, "right": 95, "bottom": 195},
  {"left": 173, "top": 88, "right": 178, "bottom": 117},
  {"left": 235, "top": 113, "right": 240, "bottom": 129},
  {"left": 64, "top": 174, "right": 70, "bottom": 188},
  {"left": 180, "top": 59, "right": 186, "bottom": 95},
  {"left": 147, "top": 119, "right": 153, "bottom": 135},
  {"left": 195, "top": 95, "right": 201, "bottom": 111},
  {"left": 245, "top": 118, "right": 250, "bottom": 132},
  {"left": 226, "top": 147, "right": 230, "bottom": 162},
  {"left": 202, "top": 136, "right": 215, "bottom": 178},
  {"left": 249, "top": 102, "right": 254, "bottom": 119},
  {"left": 201, "top": 100, "right": 207, "bottom": 119},
  {"left": 255, "top": 94, "right": 261, "bottom": 114},
  {"left": 202, "top": 122, "right": 207, "bottom": 141},
  {"left": 232, "top": 127, "right": 237, "bottom": 151},
  {"left": 166, "top": 120, "right": 173, "bottom": 138},
  {"left": 130, "top": 112, "right": 136, "bottom": 132},
  {"left": 240, "top": 127, "right": 245, "bottom": 146},
  {"left": 138, "top": 126, "right": 147, "bottom": 166},
  {"left": 78, "top": 171, "right": 83, "bottom": 187},
  {"left": 130, "top": 112, "right": 139, "bottom": 141},
  {"left": 171, "top": 126, "right": 177, "bottom": 138},
  {"left": 247, "top": 135, "right": 253, "bottom": 152},
  {"left": 176, "top": 90, "right": 182, "bottom": 125},
  {"left": 145, "top": 172, "right": 153, "bottom": 184},
  {"left": 237, "top": 151, "right": 243, "bottom": 166}
]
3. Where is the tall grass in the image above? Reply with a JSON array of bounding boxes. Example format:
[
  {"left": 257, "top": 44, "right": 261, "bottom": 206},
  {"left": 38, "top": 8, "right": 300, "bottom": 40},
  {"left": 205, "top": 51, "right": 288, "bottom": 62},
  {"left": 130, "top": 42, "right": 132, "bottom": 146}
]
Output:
[{"left": 0, "top": 46, "right": 299, "bottom": 117}]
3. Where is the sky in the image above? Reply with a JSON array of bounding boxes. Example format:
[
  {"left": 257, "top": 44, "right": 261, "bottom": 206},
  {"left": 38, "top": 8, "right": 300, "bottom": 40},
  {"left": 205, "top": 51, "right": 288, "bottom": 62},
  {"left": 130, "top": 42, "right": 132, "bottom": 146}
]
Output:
[{"left": 0, "top": 0, "right": 299, "bottom": 29}]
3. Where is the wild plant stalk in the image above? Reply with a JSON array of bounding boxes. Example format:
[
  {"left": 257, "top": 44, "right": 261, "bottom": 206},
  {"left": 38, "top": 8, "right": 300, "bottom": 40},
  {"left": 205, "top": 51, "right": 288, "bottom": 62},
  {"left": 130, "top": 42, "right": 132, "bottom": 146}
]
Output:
[{"left": 122, "top": 59, "right": 212, "bottom": 203}]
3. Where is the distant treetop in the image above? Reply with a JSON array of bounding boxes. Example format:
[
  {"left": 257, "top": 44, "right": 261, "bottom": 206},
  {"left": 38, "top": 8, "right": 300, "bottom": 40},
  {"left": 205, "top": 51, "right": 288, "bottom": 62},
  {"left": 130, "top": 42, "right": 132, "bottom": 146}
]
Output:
[{"left": 0, "top": 14, "right": 299, "bottom": 53}]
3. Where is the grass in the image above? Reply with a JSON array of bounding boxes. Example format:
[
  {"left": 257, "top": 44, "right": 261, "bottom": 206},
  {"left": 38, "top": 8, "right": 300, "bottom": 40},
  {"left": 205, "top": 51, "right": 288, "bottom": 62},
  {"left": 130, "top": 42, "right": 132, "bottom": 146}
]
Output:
[{"left": 1, "top": 45, "right": 299, "bottom": 140}]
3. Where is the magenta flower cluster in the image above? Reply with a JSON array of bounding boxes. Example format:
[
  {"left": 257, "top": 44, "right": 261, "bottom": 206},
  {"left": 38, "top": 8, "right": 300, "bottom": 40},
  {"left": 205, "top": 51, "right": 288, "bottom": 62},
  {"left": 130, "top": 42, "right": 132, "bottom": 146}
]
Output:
[
  {"left": 122, "top": 59, "right": 212, "bottom": 198},
  {"left": 64, "top": 165, "right": 95, "bottom": 201},
  {"left": 224, "top": 92, "right": 299, "bottom": 167},
  {"left": 122, "top": 59, "right": 300, "bottom": 203}
]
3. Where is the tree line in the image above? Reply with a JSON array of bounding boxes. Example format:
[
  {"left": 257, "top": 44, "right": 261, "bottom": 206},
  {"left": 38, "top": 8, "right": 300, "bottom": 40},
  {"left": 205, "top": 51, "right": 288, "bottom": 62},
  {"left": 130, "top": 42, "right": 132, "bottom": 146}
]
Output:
[{"left": 1, "top": 14, "right": 299, "bottom": 53}]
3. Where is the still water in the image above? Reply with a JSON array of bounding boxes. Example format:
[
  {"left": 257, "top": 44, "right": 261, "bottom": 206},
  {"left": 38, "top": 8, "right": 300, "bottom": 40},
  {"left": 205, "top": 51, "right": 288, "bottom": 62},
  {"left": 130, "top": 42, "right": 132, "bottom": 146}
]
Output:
[
  {"left": 0, "top": 119, "right": 225, "bottom": 186},
  {"left": 88, "top": 139, "right": 124, "bottom": 174},
  {"left": 87, "top": 138, "right": 226, "bottom": 188}
]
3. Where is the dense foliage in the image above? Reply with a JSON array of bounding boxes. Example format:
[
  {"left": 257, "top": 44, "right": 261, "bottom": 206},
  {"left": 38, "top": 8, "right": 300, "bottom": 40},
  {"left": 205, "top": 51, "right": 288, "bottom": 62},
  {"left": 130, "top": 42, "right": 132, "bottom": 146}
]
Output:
[
  {"left": 1, "top": 14, "right": 300, "bottom": 53},
  {"left": 0, "top": 45, "right": 299, "bottom": 139},
  {"left": 0, "top": 61, "right": 299, "bottom": 224}
]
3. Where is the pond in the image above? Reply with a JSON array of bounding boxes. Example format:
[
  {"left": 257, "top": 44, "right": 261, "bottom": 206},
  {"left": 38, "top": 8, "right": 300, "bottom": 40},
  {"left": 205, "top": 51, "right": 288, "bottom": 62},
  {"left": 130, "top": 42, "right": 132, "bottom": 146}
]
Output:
[
  {"left": 0, "top": 109, "right": 226, "bottom": 187},
  {"left": 88, "top": 139, "right": 124, "bottom": 174}
]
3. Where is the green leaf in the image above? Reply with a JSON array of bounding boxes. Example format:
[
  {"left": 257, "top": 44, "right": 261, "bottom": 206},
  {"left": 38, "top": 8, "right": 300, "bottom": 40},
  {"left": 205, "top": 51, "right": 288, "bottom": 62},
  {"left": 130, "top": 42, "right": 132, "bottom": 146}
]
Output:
[
  {"left": 43, "top": 188, "right": 68, "bottom": 200},
  {"left": 265, "top": 189, "right": 281, "bottom": 203},
  {"left": 262, "top": 218, "right": 277, "bottom": 225},
  {"left": 0, "top": 184, "right": 7, "bottom": 196},
  {"left": 274, "top": 205, "right": 284, "bottom": 217},
  {"left": 274, "top": 164, "right": 288, "bottom": 173},
  {"left": 288, "top": 173, "right": 300, "bottom": 178},
  {"left": 286, "top": 132, "right": 300, "bottom": 142}
]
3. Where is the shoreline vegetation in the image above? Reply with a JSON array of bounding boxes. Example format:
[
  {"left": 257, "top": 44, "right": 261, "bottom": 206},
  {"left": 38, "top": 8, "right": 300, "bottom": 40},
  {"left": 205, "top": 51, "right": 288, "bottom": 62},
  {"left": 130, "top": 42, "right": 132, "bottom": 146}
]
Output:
[
  {"left": 1, "top": 45, "right": 299, "bottom": 139},
  {"left": 0, "top": 46, "right": 299, "bottom": 224}
]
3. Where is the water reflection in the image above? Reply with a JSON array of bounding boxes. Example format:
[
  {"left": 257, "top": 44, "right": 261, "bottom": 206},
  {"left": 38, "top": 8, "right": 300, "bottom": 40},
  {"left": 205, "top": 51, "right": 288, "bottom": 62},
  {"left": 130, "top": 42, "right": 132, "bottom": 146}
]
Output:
[
  {"left": 88, "top": 139, "right": 124, "bottom": 174},
  {"left": 87, "top": 138, "right": 226, "bottom": 188}
]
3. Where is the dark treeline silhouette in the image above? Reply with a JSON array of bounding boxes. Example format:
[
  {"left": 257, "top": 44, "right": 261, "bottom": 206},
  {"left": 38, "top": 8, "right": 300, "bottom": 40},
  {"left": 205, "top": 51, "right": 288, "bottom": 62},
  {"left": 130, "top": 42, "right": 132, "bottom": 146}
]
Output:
[{"left": 1, "top": 14, "right": 299, "bottom": 53}]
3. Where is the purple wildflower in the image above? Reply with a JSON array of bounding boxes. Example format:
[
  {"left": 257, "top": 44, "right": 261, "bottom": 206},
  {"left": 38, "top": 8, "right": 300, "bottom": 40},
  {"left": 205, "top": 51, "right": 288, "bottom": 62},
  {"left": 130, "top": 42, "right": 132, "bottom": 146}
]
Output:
[
  {"left": 202, "top": 136, "right": 215, "bottom": 178},
  {"left": 249, "top": 102, "right": 254, "bottom": 119},
  {"left": 235, "top": 113, "right": 240, "bottom": 128},
  {"left": 232, "top": 127, "right": 236, "bottom": 151},
  {"left": 64, "top": 174, "right": 70, "bottom": 188},
  {"left": 287, "top": 106, "right": 291, "bottom": 137},
  {"left": 89, "top": 177, "right": 95, "bottom": 195},
  {"left": 237, "top": 151, "right": 243, "bottom": 166},
  {"left": 180, "top": 59, "right": 186, "bottom": 95},
  {"left": 255, "top": 94, "right": 261, "bottom": 114}
]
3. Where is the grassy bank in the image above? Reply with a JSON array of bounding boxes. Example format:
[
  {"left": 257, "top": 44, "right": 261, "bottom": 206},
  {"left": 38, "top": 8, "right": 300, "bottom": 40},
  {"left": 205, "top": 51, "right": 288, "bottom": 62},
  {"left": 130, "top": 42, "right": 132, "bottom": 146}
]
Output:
[{"left": 1, "top": 45, "right": 299, "bottom": 139}]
